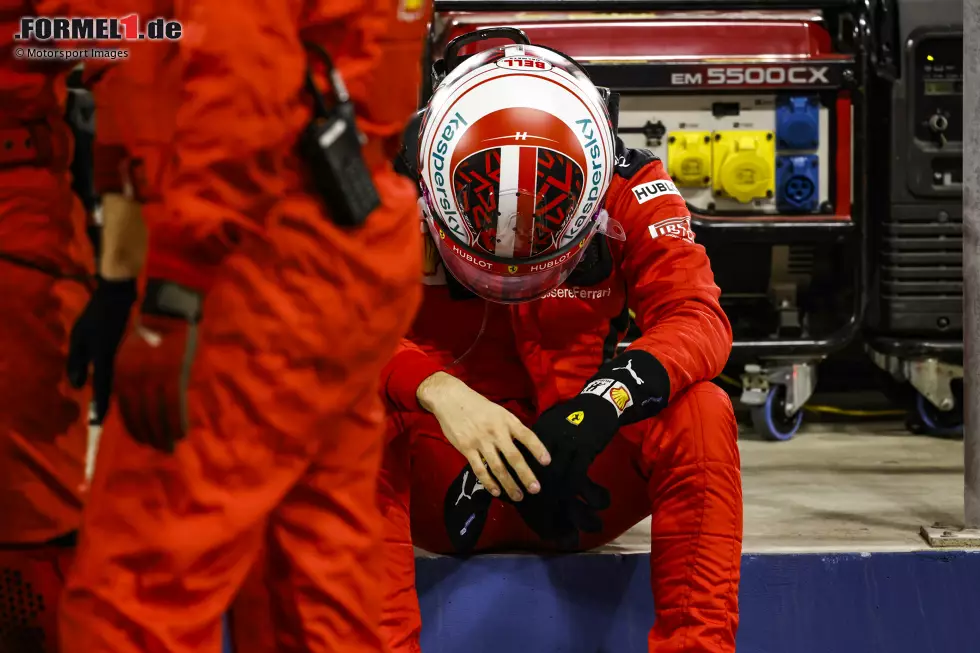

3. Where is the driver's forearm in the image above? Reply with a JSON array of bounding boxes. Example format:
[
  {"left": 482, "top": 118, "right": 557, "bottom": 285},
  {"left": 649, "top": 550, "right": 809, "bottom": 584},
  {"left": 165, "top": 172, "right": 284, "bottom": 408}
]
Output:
[{"left": 98, "top": 193, "right": 147, "bottom": 280}]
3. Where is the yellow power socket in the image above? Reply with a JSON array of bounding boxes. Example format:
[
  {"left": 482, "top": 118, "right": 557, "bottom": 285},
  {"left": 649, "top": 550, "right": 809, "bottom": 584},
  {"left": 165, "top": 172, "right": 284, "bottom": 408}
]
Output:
[
  {"left": 711, "top": 130, "right": 776, "bottom": 203},
  {"left": 667, "top": 131, "right": 712, "bottom": 187}
]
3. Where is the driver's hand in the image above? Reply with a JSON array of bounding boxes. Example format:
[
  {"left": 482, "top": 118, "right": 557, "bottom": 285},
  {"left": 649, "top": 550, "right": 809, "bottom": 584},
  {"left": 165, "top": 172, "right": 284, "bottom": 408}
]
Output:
[{"left": 417, "top": 372, "right": 551, "bottom": 501}]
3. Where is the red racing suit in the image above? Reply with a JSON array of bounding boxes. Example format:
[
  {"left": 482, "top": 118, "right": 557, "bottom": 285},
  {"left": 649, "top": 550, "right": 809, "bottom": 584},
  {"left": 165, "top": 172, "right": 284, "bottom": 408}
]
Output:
[
  {"left": 59, "top": 1, "right": 432, "bottom": 652},
  {"left": 0, "top": 2, "right": 93, "bottom": 651},
  {"left": 0, "top": 0, "right": 93, "bottom": 544},
  {"left": 378, "top": 141, "right": 743, "bottom": 653}
]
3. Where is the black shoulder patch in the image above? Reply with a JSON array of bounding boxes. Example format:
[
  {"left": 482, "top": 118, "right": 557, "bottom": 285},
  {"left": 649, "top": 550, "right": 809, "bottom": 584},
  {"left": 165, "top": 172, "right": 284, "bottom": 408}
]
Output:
[
  {"left": 394, "top": 109, "right": 425, "bottom": 187},
  {"left": 613, "top": 137, "right": 659, "bottom": 180}
]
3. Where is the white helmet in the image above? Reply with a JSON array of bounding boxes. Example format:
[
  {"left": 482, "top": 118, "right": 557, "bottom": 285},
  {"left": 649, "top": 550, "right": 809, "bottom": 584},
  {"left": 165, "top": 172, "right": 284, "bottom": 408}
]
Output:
[{"left": 417, "top": 41, "right": 618, "bottom": 303}]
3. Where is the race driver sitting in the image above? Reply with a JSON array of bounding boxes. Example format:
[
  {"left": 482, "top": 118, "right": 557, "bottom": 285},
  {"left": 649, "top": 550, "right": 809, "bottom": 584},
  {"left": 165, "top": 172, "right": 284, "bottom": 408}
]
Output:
[{"left": 377, "top": 34, "right": 743, "bottom": 653}]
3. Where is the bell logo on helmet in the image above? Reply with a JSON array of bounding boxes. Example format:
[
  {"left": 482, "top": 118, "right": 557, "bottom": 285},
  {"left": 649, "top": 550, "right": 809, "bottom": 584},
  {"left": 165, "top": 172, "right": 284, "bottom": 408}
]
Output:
[
  {"left": 497, "top": 56, "right": 553, "bottom": 71},
  {"left": 566, "top": 411, "right": 585, "bottom": 426}
]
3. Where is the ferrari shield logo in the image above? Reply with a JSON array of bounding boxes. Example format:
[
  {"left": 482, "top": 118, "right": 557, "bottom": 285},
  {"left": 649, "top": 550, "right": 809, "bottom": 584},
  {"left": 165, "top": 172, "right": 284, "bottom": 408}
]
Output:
[
  {"left": 566, "top": 411, "right": 584, "bottom": 426},
  {"left": 438, "top": 229, "right": 446, "bottom": 239},
  {"left": 508, "top": 265, "right": 519, "bottom": 274}
]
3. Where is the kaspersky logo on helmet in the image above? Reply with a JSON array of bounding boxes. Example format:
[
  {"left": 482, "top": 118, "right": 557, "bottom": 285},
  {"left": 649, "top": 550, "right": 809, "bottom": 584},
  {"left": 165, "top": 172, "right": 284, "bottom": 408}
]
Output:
[
  {"left": 562, "top": 117, "right": 607, "bottom": 245},
  {"left": 429, "top": 111, "right": 469, "bottom": 241}
]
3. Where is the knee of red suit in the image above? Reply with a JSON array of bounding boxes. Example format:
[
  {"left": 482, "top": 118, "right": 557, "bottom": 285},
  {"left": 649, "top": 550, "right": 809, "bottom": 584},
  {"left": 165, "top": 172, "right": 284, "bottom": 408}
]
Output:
[{"left": 659, "top": 381, "right": 737, "bottom": 435}]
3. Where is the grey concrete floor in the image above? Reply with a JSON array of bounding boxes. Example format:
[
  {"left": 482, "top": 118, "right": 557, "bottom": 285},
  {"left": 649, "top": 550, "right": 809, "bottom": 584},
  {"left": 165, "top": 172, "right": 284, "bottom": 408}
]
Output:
[
  {"left": 95, "top": 417, "right": 965, "bottom": 555},
  {"left": 599, "top": 422, "right": 967, "bottom": 554}
]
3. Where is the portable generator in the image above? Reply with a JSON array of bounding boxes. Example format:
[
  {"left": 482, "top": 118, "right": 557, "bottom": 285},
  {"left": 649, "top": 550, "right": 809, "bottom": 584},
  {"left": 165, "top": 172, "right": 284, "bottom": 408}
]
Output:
[
  {"left": 430, "top": 0, "right": 877, "bottom": 440},
  {"left": 864, "top": 0, "right": 964, "bottom": 437}
]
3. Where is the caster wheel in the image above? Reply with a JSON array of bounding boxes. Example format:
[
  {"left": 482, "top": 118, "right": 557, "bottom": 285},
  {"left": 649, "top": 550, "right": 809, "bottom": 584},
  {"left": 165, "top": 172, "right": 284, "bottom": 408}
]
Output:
[
  {"left": 908, "top": 392, "right": 963, "bottom": 439},
  {"left": 751, "top": 385, "right": 803, "bottom": 441}
]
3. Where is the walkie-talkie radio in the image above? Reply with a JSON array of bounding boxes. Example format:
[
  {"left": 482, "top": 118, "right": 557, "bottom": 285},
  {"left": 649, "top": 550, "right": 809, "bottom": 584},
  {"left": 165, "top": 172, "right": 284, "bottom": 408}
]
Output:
[{"left": 299, "top": 43, "right": 380, "bottom": 228}]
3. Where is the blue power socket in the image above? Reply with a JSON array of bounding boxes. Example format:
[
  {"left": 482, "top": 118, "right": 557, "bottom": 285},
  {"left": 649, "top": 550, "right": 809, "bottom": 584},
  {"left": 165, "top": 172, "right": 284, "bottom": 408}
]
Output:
[
  {"left": 776, "top": 155, "right": 819, "bottom": 212},
  {"left": 775, "top": 96, "right": 819, "bottom": 150}
]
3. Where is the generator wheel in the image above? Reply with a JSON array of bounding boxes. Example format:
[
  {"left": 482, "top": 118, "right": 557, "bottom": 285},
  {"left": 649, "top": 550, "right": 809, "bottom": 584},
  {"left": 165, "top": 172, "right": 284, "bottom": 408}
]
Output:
[
  {"left": 751, "top": 385, "right": 803, "bottom": 441},
  {"left": 908, "top": 392, "right": 963, "bottom": 440}
]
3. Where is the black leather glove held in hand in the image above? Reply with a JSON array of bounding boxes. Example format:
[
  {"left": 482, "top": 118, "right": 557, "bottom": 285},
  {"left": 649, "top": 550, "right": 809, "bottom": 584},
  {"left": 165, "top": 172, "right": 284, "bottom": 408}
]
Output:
[
  {"left": 506, "top": 392, "right": 617, "bottom": 547},
  {"left": 509, "top": 459, "right": 611, "bottom": 550},
  {"left": 66, "top": 276, "right": 137, "bottom": 423},
  {"left": 444, "top": 465, "right": 495, "bottom": 553},
  {"left": 511, "top": 350, "right": 671, "bottom": 544}
]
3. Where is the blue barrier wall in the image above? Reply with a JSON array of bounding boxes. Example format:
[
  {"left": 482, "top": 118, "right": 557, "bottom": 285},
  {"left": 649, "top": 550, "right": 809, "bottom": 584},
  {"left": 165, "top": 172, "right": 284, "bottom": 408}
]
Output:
[{"left": 416, "top": 551, "right": 980, "bottom": 653}]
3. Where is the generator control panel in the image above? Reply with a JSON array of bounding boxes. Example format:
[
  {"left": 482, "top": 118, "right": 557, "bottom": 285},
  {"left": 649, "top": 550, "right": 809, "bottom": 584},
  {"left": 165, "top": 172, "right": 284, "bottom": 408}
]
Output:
[
  {"left": 901, "top": 29, "right": 963, "bottom": 197},
  {"left": 913, "top": 36, "right": 962, "bottom": 146}
]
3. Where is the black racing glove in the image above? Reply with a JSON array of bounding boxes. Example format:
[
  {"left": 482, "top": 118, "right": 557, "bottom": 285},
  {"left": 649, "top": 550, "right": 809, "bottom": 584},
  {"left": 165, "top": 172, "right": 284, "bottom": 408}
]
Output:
[
  {"left": 66, "top": 74, "right": 98, "bottom": 215},
  {"left": 66, "top": 276, "right": 138, "bottom": 424},
  {"left": 512, "top": 350, "right": 671, "bottom": 544},
  {"left": 510, "top": 467, "right": 611, "bottom": 549},
  {"left": 444, "top": 464, "right": 495, "bottom": 553},
  {"left": 443, "top": 457, "right": 611, "bottom": 553}
]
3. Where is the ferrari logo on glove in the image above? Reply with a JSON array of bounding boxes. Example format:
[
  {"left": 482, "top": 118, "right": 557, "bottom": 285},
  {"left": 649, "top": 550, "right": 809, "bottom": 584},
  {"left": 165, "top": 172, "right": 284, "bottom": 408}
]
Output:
[{"left": 566, "top": 411, "right": 584, "bottom": 425}]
